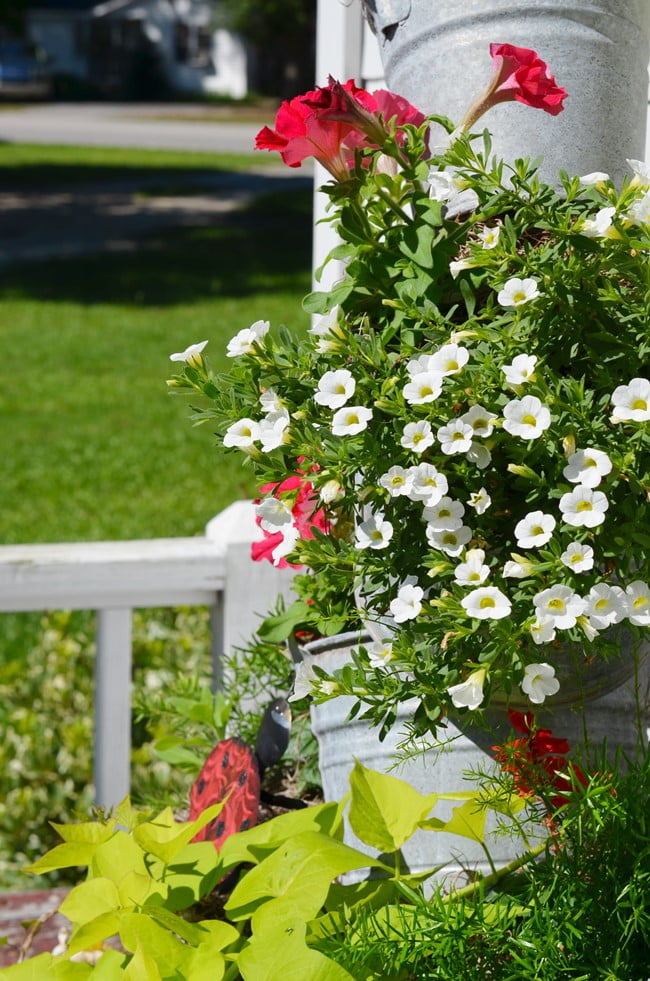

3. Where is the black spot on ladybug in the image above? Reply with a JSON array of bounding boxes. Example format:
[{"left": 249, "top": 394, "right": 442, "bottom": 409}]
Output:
[
  {"left": 214, "top": 820, "right": 225, "bottom": 839},
  {"left": 238, "top": 770, "right": 248, "bottom": 786},
  {"left": 222, "top": 750, "right": 230, "bottom": 768},
  {"left": 205, "top": 819, "right": 217, "bottom": 837},
  {"left": 240, "top": 818, "right": 251, "bottom": 831},
  {"left": 197, "top": 778, "right": 205, "bottom": 794}
]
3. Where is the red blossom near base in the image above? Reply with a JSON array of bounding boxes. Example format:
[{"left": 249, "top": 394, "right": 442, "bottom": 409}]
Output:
[
  {"left": 251, "top": 469, "right": 328, "bottom": 569},
  {"left": 493, "top": 708, "right": 587, "bottom": 810},
  {"left": 255, "top": 78, "right": 426, "bottom": 179}
]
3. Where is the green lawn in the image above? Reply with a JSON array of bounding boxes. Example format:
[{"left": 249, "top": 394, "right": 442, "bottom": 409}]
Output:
[{"left": 0, "top": 148, "right": 312, "bottom": 544}]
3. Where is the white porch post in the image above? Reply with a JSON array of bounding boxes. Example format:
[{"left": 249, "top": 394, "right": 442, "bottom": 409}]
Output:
[{"left": 94, "top": 608, "right": 132, "bottom": 811}]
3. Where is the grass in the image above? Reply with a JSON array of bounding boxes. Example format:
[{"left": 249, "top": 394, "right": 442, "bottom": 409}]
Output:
[{"left": 0, "top": 148, "right": 312, "bottom": 545}]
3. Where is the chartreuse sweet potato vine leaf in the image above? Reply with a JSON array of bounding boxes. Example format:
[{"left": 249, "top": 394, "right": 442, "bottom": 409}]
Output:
[
  {"left": 237, "top": 916, "right": 354, "bottom": 981},
  {"left": 348, "top": 759, "right": 439, "bottom": 852}
]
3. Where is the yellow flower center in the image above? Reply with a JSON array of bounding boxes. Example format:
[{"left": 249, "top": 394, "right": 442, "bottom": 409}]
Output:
[
  {"left": 548, "top": 598, "right": 565, "bottom": 612},
  {"left": 632, "top": 398, "right": 647, "bottom": 410},
  {"left": 576, "top": 500, "right": 593, "bottom": 512},
  {"left": 479, "top": 596, "right": 496, "bottom": 609},
  {"left": 513, "top": 291, "right": 527, "bottom": 303},
  {"left": 522, "top": 414, "right": 537, "bottom": 426}
]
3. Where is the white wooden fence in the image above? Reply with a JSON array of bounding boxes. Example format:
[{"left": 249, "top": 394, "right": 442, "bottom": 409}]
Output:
[{"left": 0, "top": 500, "right": 294, "bottom": 810}]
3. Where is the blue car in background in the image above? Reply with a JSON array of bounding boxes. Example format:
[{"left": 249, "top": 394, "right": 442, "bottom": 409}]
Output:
[{"left": 0, "top": 40, "right": 53, "bottom": 99}]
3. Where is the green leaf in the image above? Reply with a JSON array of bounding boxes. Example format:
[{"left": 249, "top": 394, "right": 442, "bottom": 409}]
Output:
[
  {"left": 88, "top": 950, "right": 127, "bottom": 979},
  {"left": 113, "top": 799, "right": 153, "bottom": 833},
  {"left": 225, "top": 830, "right": 378, "bottom": 923},
  {"left": 218, "top": 800, "right": 345, "bottom": 869},
  {"left": 151, "top": 737, "right": 204, "bottom": 769},
  {"left": 257, "top": 600, "right": 314, "bottom": 642},
  {"left": 51, "top": 820, "right": 116, "bottom": 845},
  {"left": 151, "top": 841, "right": 225, "bottom": 912},
  {"left": 237, "top": 917, "right": 354, "bottom": 981},
  {"left": 348, "top": 759, "right": 438, "bottom": 852},
  {"left": 117, "top": 870, "right": 166, "bottom": 909},
  {"left": 0, "top": 954, "right": 55, "bottom": 979},
  {"left": 117, "top": 910, "right": 188, "bottom": 966},
  {"left": 122, "top": 945, "right": 163, "bottom": 981},
  {"left": 140, "top": 904, "right": 209, "bottom": 946},
  {"left": 91, "top": 831, "right": 149, "bottom": 883},
  {"left": 59, "top": 877, "right": 122, "bottom": 926},
  {"left": 66, "top": 912, "right": 121, "bottom": 958},
  {"left": 133, "top": 803, "right": 224, "bottom": 865},
  {"left": 419, "top": 795, "right": 488, "bottom": 843},
  {"left": 24, "top": 841, "right": 101, "bottom": 875}
]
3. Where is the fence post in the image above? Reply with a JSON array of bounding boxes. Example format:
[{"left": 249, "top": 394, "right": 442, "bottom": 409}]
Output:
[{"left": 94, "top": 608, "right": 133, "bottom": 811}]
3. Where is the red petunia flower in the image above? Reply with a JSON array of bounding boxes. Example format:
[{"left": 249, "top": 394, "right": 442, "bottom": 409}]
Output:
[
  {"left": 488, "top": 43, "right": 568, "bottom": 116},
  {"left": 251, "top": 468, "right": 328, "bottom": 569}
]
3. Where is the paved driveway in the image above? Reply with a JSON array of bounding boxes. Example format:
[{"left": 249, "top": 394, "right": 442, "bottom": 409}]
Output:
[{"left": 0, "top": 102, "right": 263, "bottom": 154}]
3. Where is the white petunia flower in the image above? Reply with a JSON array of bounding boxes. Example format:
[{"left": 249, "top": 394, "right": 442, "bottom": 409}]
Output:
[
  {"left": 426, "top": 524, "right": 472, "bottom": 556},
  {"left": 390, "top": 583, "right": 424, "bottom": 622},
  {"left": 560, "top": 542, "right": 594, "bottom": 572},
  {"left": 401, "top": 420, "right": 435, "bottom": 454},
  {"left": 226, "top": 320, "right": 270, "bottom": 357},
  {"left": 497, "top": 277, "right": 540, "bottom": 307},
  {"left": 454, "top": 548, "right": 490, "bottom": 586},
  {"left": 403, "top": 371, "right": 443, "bottom": 405},
  {"left": 530, "top": 617, "right": 556, "bottom": 645},
  {"left": 514, "top": 510, "right": 556, "bottom": 549},
  {"left": 427, "top": 343, "right": 469, "bottom": 376},
  {"left": 628, "top": 190, "right": 650, "bottom": 227},
  {"left": 169, "top": 339, "right": 208, "bottom": 363},
  {"left": 460, "top": 404, "right": 497, "bottom": 438},
  {"left": 319, "top": 479, "right": 342, "bottom": 504},
  {"left": 379, "top": 466, "right": 414, "bottom": 497},
  {"left": 269, "top": 523, "right": 301, "bottom": 566},
  {"left": 223, "top": 417, "right": 261, "bottom": 448},
  {"left": 258, "top": 409, "right": 290, "bottom": 452},
  {"left": 563, "top": 448, "right": 612, "bottom": 488},
  {"left": 626, "top": 158, "right": 650, "bottom": 186},
  {"left": 625, "top": 581, "right": 650, "bottom": 626},
  {"left": 424, "top": 495, "right": 465, "bottom": 530},
  {"left": 406, "top": 354, "right": 438, "bottom": 376},
  {"left": 461, "top": 586, "right": 511, "bottom": 620},
  {"left": 579, "top": 171, "right": 610, "bottom": 186},
  {"left": 314, "top": 369, "right": 356, "bottom": 409},
  {"left": 427, "top": 168, "right": 458, "bottom": 201},
  {"left": 610, "top": 378, "right": 650, "bottom": 423},
  {"left": 408, "top": 463, "right": 449, "bottom": 505},
  {"left": 477, "top": 225, "right": 500, "bottom": 249},
  {"left": 447, "top": 668, "right": 486, "bottom": 710},
  {"left": 309, "top": 309, "right": 339, "bottom": 352},
  {"left": 501, "top": 353, "right": 537, "bottom": 386},
  {"left": 259, "top": 387, "right": 282, "bottom": 413},
  {"left": 503, "top": 556, "right": 533, "bottom": 579},
  {"left": 533, "top": 585, "right": 585, "bottom": 629},
  {"left": 437, "top": 419, "right": 474, "bottom": 455},
  {"left": 290, "top": 657, "right": 318, "bottom": 700},
  {"left": 468, "top": 487, "right": 491, "bottom": 514},
  {"left": 367, "top": 640, "right": 394, "bottom": 668},
  {"left": 580, "top": 206, "right": 616, "bottom": 238},
  {"left": 465, "top": 441, "right": 492, "bottom": 470},
  {"left": 450, "top": 258, "right": 474, "bottom": 279},
  {"left": 355, "top": 512, "right": 394, "bottom": 550},
  {"left": 520, "top": 663, "right": 560, "bottom": 704},
  {"left": 255, "top": 497, "right": 293, "bottom": 532},
  {"left": 583, "top": 584, "right": 627, "bottom": 631},
  {"left": 331, "top": 405, "right": 373, "bottom": 436},
  {"left": 559, "top": 486, "right": 608, "bottom": 528},
  {"left": 502, "top": 396, "right": 551, "bottom": 440}
]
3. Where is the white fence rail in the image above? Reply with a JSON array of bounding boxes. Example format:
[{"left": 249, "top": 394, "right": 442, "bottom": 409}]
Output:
[{"left": 0, "top": 501, "right": 294, "bottom": 809}]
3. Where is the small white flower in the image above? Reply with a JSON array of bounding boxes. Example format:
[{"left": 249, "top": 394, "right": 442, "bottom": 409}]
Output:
[
  {"left": 563, "top": 448, "right": 612, "bottom": 488},
  {"left": 259, "top": 388, "right": 282, "bottom": 413},
  {"left": 255, "top": 497, "right": 293, "bottom": 532},
  {"left": 314, "top": 369, "right": 356, "bottom": 409},
  {"left": 269, "top": 523, "right": 301, "bottom": 566},
  {"left": 331, "top": 405, "right": 373, "bottom": 436},
  {"left": 465, "top": 441, "right": 492, "bottom": 470},
  {"left": 401, "top": 420, "right": 435, "bottom": 454},
  {"left": 226, "top": 320, "right": 270, "bottom": 357},
  {"left": 467, "top": 487, "right": 491, "bottom": 514},
  {"left": 628, "top": 190, "right": 650, "bottom": 227},
  {"left": 427, "top": 343, "right": 469, "bottom": 376},
  {"left": 461, "top": 586, "right": 511, "bottom": 620},
  {"left": 290, "top": 658, "right": 317, "bottom": 700},
  {"left": 223, "top": 417, "right": 261, "bottom": 448},
  {"left": 355, "top": 512, "right": 394, "bottom": 550},
  {"left": 408, "top": 463, "right": 449, "bottom": 505},
  {"left": 426, "top": 524, "right": 472, "bottom": 556},
  {"left": 448, "top": 668, "right": 486, "bottom": 710},
  {"left": 406, "top": 354, "right": 437, "bottom": 376},
  {"left": 514, "top": 510, "right": 556, "bottom": 549},
  {"left": 309, "top": 309, "right": 339, "bottom": 353},
  {"left": 379, "top": 466, "right": 414, "bottom": 498},
  {"left": 390, "top": 583, "right": 424, "bottom": 622},
  {"left": 579, "top": 171, "right": 610, "bottom": 186},
  {"left": 450, "top": 258, "right": 474, "bottom": 279},
  {"left": 626, "top": 158, "right": 650, "bottom": 186},
  {"left": 424, "top": 495, "right": 465, "bottom": 530},
  {"left": 454, "top": 548, "right": 490, "bottom": 586},
  {"left": 320, "top": 479, "right": 342, "bottom": 504},
  {"left": 610, "top": 378, "right": 650, "bottom": 423},
  {"left": 460, "top": 404, "right": 497, "bottom": 438},
  {"left": 501, "top": 354, "right": 537, "bottom": 386},
  {"left": 520, "top": 663, "right": 560, "bottom": 704},
  {"left": 437, "top": 419, "right": 474, "bottom": 455},
  {"left": 403, "top": 371, "right": 443, "bottom": 405},
  {"left": 476, "top": 225, "right": 500, "bottom": 249},
  {"left": 560, "top": 542, "right": 594, "bottom": 573},
  {"left": 583, "top": 584, "right": 627, "bottom": 631},
  {"left": 169, "top": 339, "right": 208, "bottom": 363},
  {"left": 503, "top": 556, "right": 533, "bottom": 579},
  {"left": 580, "top": 206, "right": 616, "bottom": 238},
  {"left": 559, "top": 486, "right": 609, "bottom": 528},
  {"left": 502, "top": 396, "right": 551, "bottom": 440},
  {"left": 497, "top": 277, "right": 540, "bottom": 307},
  {"left": 625, "top": 581, "right": 650, "bottom": 626},
  {"left": 533, "top": 585, "right": 585, "bottom": 629},
  {"left": 530, "top": 617, "right": 556, "bottom": 645},
  {"left": 427, "top": 168, "right": 458, "bottom": 201},
  {"left": 367, "top": 640, "right": 394, "bottom": 668},
  {"left": 258, "top": 409, "right": 290, "bottom": 452}
]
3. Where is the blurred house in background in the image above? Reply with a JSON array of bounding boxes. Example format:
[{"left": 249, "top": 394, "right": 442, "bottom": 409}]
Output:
[{"left": 25, "top": 0, "right": 248, "bottom": 99}]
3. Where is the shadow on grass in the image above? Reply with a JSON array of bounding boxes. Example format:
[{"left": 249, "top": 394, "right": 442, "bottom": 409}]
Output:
[{"left": 0, "top": 187, "right": 314, "bottom": 307}]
